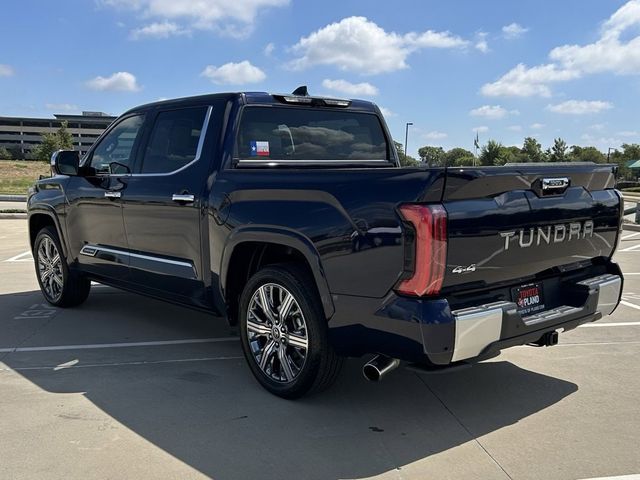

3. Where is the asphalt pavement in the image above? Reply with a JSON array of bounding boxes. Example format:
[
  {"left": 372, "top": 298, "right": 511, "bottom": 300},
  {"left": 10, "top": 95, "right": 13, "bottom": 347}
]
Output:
[{"left": 0, "top": 218, "right": 639, "bottom": 480}]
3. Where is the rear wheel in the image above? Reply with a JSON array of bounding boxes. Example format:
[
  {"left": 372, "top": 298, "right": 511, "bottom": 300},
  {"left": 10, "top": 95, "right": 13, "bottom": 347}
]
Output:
[
  {"left": 239, "top": 264, "right": 343, "bottom": 398},
  {"left": 34, "top": 226, "right": 91, "bottom": 307}
]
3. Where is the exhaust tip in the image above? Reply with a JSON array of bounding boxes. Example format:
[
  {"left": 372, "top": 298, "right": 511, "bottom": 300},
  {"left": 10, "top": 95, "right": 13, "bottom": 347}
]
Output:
[
  {"left": 362, "top": 363, "right": 382, "bottom": 382},
  {"left": 362, "top": 355, "right": 400, "bottom": 382}
]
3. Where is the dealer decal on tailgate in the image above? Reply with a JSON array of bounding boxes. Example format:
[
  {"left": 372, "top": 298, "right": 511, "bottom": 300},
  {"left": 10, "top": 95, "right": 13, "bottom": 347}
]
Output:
[{"left": 512, "top": 282, "right": 545, "bottom": 316}]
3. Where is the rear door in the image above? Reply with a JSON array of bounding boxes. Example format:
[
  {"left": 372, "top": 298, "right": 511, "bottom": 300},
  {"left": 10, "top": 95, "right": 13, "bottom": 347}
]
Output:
[
  {"left": 120, "top": 105, "right": 213, "bottom": 305},
  {"left": 441, "top": 164, "right": 620, "bottom": 293}
]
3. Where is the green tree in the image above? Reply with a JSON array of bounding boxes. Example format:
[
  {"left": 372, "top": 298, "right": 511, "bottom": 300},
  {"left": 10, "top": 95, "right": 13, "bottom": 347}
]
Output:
[
  {"left": 479, "top": 140, "right": 507, "bottom": 166},
  {"left": 567, "top": 145, "right": 606, "bottom": 164},
  {"left": 418, "top": 145, "right": 445, "bottom": 166},
  {"left": 521, "top": 136, "right": 546, "bottom": 162},
  {"left": 549, "top": 138, "right": 568, "bottom": 162},
  {"left": 33, "top": 121, "right": 74, "bottom": 161},
  {"left": 0, "top": 146, "right": 12, "bottom": 160},
  {"left": 444, "top": 147, "right": 475, "bottom": 166},
  {"left": 394, "top": 141, "right": 419, "bottom": 167}
]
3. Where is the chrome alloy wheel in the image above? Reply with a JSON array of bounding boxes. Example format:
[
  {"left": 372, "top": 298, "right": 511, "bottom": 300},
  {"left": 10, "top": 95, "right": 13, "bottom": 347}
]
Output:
[
  {"left": 246, "top": 283, "right": 309, "bottom": 383},
  {"left": 37, "top": 236, "right": 63, "bottom": 302}
]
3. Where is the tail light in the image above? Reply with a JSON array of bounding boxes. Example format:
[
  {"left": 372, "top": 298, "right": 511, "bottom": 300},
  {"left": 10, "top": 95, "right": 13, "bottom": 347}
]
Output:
[{"left": 396, "top": 204, "right": 447, "bottom": 297}]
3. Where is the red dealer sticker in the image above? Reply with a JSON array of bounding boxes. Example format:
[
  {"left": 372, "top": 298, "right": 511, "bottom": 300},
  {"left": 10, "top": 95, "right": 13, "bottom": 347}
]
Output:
[{"left": 511, "top": 282, "right": 545, "bottom": 316}]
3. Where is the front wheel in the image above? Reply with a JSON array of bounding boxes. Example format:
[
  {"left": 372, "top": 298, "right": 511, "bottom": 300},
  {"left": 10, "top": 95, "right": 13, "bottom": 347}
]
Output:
[
  {"left": 34, "top": 226, "right": 91, "bottom": 307},
  {"left": 239, "top": 264, "right": 343, "bottom": 399}
]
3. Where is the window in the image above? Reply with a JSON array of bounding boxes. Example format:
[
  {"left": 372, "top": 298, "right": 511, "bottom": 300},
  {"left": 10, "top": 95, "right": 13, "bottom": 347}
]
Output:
[
  {"left": 140, "top": 107, "right": 207, "bottom": 174},
  {"left": 90, "top": 114, "right": 144, "bottom": 174},
  {"left": 236, "top": 107, "right": 389, "bottom": 162}
]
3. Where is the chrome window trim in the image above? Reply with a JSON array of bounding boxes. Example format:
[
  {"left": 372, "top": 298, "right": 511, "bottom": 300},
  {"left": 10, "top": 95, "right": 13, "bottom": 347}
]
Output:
[
  {"left": 80, "top": 244, "right": 194, "bottom": 269},
  {"left": 81, "top": 105, "right": 213, "bottom": 178},
  {"left": 132, "top": 105, "right": 213, "bottom": 177}
]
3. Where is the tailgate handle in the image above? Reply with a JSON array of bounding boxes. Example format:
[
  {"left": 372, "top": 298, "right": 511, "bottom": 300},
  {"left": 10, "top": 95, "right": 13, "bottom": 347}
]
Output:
[{"left": 540, "top": 177, "right": 570, "bottom": 196}]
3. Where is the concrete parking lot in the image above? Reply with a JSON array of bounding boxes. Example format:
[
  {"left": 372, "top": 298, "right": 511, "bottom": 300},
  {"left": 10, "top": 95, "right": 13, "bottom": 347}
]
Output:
[{"left": 0, "top": 218, "right": 639, "bottom": 480}]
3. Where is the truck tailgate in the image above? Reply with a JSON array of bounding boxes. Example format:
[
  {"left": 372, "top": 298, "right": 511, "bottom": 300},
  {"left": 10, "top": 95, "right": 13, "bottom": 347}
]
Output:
[{"left": 441, "top": 164, "right": 621, "bottom": 292}]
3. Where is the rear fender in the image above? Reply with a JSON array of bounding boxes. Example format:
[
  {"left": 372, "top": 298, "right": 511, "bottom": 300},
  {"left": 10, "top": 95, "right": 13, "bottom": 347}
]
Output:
[{"left": 220, "top": 225, "right": 335, "bottom": 319}]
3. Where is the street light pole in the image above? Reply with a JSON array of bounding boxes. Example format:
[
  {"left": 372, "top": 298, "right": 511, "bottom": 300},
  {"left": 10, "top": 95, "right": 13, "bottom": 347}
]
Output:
[
  {"left": 404, "top": 122, "right": 413, "bottom": 163},
  {"left": 607, "top": 147, "right": 616, "bottom": 162}
]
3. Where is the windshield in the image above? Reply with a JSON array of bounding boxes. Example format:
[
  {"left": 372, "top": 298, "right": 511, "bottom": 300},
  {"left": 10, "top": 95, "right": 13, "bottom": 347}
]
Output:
[{"left": 236, "top": 106, "right": 390, "bottom": 162}]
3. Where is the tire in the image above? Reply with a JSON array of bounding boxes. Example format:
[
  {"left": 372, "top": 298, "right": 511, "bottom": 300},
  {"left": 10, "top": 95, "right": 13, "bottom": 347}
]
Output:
[
  {"left": 239, "top": 264, "right": 343, "bottom": 399},
  {"left": 34, "top": 226, "right": 91, "bottom": 308}
]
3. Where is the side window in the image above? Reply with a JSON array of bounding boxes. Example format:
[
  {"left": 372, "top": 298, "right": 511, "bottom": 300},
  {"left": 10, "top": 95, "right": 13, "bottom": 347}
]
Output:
[
  {"left": 140, "top": 107, "right": 207, "bottom": 174},
  {"left": 90, "top": 114, "right": 144, "bottom": 174}
]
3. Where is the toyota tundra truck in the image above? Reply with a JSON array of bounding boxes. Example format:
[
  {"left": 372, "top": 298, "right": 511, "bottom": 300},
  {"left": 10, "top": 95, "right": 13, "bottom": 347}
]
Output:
[{"left": 28, "top": 88, "right": 624, "bottom": 398}]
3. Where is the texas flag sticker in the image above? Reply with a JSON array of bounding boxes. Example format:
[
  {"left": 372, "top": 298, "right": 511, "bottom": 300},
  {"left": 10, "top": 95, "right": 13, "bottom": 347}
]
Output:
[{"left": 250, "top": 141, "right": 270, "bottom": 157}]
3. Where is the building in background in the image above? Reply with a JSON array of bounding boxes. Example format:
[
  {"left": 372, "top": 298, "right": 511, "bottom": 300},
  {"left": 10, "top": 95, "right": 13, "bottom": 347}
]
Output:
[{"left": 0, "top": 111, "right": 116, "bottom": 159}]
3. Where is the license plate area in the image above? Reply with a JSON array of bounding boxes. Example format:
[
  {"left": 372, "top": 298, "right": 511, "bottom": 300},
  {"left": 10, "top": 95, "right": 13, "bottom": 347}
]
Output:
[{"left": 512, "top": 282, "right": 545, "bottom": 316}]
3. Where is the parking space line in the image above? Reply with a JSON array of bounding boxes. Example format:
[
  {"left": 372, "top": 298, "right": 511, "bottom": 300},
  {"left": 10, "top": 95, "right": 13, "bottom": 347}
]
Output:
[
  {"left": 619, "top": 243, "right": 640, "bottom": 252},
  {"left": 4, "top": 250, "right": 33, "bottom": 262},
  {"left": 621, "top": 232, "right": 640, "bottom": 240},
  {"left": 0, "top": 337, "right": 239, "bottom": 354},
  {"left": 620, "top": 300, "right": 640, "bottom": 311},
  {"left": 0, "top": 355, "right": 243, "bottom": 372},
  {"left": 580, "top": 320, "right": 640, "bottom": 327}
]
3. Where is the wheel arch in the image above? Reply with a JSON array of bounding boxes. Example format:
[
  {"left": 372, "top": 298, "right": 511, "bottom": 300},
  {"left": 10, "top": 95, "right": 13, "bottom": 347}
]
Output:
[
  {"left": 28, "top": 207, "right": 68, "bottom": 258},
  {"left": 220, "top": 226, "right": 334, "bottom": 325}
]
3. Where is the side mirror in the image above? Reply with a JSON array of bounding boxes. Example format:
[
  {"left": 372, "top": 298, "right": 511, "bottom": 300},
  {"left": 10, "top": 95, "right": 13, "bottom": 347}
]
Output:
[{"left": 51, "top": 150, "right": 80, "bottom": 176}]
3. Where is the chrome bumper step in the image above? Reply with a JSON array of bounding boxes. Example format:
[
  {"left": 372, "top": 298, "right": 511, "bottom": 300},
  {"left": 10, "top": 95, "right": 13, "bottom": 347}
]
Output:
[{"left": 449, "top": 273, "right": 622, "bottom": 362}]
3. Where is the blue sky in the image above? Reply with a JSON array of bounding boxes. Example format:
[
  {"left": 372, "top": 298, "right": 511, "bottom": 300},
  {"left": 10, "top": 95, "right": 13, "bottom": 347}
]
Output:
[{"left": 1, "top": 0, "right": 639, "bottom": 157}]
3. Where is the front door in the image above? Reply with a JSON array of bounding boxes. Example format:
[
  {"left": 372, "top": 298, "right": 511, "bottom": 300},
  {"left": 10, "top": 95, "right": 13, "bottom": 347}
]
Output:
[
  {"left": 120, "top": 105, "right": 213, "bottom": 306},
  {"left": 65, "top": 113, "right": 146, "bottom": 280}
]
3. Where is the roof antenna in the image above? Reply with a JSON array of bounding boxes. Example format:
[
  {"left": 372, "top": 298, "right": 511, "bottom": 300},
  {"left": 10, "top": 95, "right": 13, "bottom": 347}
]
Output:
[{"left": 292, "top": 85, "right": 309, "bottom": 96}]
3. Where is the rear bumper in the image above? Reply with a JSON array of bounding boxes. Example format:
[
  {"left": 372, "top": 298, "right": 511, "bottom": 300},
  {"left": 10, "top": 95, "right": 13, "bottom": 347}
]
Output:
[{"left": 328, "top": 268, "right": 623, "bottom": 365}]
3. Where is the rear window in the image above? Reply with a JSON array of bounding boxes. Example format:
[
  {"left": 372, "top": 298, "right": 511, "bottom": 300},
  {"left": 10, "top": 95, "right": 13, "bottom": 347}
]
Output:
[{"left": 236, "top": 107, "right": 389, "bottom": 162}]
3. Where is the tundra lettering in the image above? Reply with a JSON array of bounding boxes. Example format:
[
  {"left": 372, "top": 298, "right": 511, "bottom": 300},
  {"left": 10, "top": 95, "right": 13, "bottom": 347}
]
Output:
[
  {"left": 28, "top": 88, "right": 623, "bottom": 398},
  {"left": 501, "top": 220, "right": 595, "bottom": 251}
]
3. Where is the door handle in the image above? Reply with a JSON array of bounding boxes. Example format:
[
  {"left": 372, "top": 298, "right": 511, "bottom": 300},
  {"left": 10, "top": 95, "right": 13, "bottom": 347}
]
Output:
[
  {"left": 172, "top": 193, "right": 195, "bottom": 203},
  {"left": 104, "top": 191, "right": 121, "bottom": 199}
]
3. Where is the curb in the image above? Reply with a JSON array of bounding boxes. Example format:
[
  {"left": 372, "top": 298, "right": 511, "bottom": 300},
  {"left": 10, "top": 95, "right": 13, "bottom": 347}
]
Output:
[
  {"left": 0, "top": 213, "right": 27, "bottom": 219},
  {"left": 0, "top": 194, "right": 27, "bottom": 202},
  {"left": 623, "top": 223, "right": 640, "bottom": 232}
]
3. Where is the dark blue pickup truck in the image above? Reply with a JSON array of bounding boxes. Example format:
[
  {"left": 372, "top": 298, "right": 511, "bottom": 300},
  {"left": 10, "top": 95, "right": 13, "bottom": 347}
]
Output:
[{"left": 28, "top": 89, "right": 623, "bottom": 398}]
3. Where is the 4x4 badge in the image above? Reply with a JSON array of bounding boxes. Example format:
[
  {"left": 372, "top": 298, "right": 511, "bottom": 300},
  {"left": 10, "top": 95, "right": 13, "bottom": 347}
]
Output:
[{"left": 452, "top": 264, "right": 476, "bottom": 274}]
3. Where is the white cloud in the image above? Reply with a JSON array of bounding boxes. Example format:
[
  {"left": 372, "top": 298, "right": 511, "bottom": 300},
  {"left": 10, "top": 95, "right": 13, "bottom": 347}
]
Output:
[
  {"left": 617, "top": 130, "right": 638, "bottom": 137},
  {"left": 580, "top": 133, "right": 622, "bottom": 149},
  {"left": 472, "top": 126, "right": 489, "bottom": 133},
  {"left": 502, "top": 23, "right": 529, "bottom": 39},
  {"left": 507, "top": 125, "right": 522, "bottom": 132},
  {"left": 546, "top": 100, "right": 613, "bottom": 114},
  {"left": 530, "top": 123, "right": 545, "bottom": 129},
  {"left": 379, "top": 106, "right": 396, "bottom": 117},
  {"left": 45, "top": 103, "right": 79, "bottom": 112},
  {"left": 263, "top": 42, "right": 275, "bottom": 56},
  {"left": 475, "top": 32, "right": 489, "bottom": 53},
  {"left": 424, "top": 131, "right": 448, "bottom": 140},
  {"left": 481, "top": 63, "right": 580, "bottom": 97},
  {"left": 469, "top": 104, "right": 519, "bottom": 119},
  {"left": 130, "top": 21, "right": 188, "bottom": 39},
  {"left": 588, "top": 123, "right": 606, "bottom": 131},
  {"left": 288, "top": 16, "right": 469, "bottom": 74},
  {"left": 0, "top": 64, "right": 14, "bottom": 77},
  {"left": 321, "top": 79, "right": 378, "bottom": 96},
  {"left": 483, "top": 1, "right": 640, "bottom": 97},
  {"left": 86, "top": 71, "right": 140, "bottom": 91},
  {"left": 102, "top": 0, "right": 289, "bottom": 37},
  {"left": 201, "top": 60, "right": 266, "bottom": 84}
]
